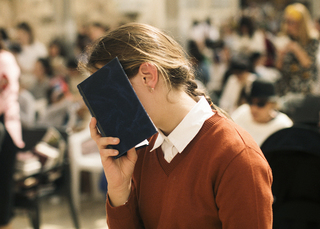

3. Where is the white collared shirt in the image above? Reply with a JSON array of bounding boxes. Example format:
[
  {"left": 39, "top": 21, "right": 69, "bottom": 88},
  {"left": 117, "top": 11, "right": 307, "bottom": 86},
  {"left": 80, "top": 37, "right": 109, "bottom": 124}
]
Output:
[{"left": 151, "top": 97, "right": 214, "bottom": 163}]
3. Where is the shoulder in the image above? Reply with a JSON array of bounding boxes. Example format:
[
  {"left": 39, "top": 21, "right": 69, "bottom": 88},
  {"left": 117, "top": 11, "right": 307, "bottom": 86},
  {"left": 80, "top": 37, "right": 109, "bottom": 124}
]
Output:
[
  {"left": 196, "top": 114, "right": 271, "bottom": 187},
  {"left": 273, "top": 112, "right": 293, "bottom": 126},
  {"left": 198, "top": 113, "right": 265, "bottom": 160},
  {"left": 0, "top": 50, "right": 16, "bottom": 63},
  {"left": 231, "top": 104, "right": 250, "bottom": 120}
]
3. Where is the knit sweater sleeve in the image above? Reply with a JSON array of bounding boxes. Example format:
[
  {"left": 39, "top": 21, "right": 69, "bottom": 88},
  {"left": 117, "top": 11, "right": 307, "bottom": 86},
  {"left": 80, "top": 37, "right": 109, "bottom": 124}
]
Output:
[
  {"left": 106, "top": 182, "right": 144, "bottom": 229},
  {"left": 215, "top": 146, "right": 273, "bottom": 229}
]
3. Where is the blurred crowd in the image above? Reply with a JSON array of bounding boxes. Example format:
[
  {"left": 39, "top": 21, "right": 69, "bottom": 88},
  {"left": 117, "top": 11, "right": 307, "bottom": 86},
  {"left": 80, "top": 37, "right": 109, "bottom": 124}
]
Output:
[
  {"left": 0, "top": 2, "right": 319, "bottom": 140},
  {"left": 1, "top": 2, "right": 320, "bottom": 228},
  {"left": 186, "top": 2, "right": 320, "bottom": 145},
  {"left": 0, "top": 21, "right": 110, "bottom": 133}
]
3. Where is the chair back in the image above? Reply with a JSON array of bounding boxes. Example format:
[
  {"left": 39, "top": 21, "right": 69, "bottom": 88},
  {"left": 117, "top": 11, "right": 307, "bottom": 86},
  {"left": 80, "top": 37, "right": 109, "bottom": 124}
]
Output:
[
  {"left": 68, "top": 127, "right": 92, "bottom": 163},
  {"left": 261, "top": 126, "right": 320, "bottom": 228}
]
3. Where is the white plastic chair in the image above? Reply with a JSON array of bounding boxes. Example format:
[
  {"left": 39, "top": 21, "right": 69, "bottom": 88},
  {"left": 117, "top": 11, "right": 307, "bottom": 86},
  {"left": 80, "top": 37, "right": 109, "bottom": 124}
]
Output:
[{"left": 68, "top": 127, "right": 104, "bottom": 212}]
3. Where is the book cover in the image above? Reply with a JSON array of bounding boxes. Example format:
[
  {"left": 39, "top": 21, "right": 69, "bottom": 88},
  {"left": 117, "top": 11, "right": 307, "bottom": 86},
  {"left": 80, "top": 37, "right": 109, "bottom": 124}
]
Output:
[{"left": 77, "top": 57, "right": 157, "bottom": 159}]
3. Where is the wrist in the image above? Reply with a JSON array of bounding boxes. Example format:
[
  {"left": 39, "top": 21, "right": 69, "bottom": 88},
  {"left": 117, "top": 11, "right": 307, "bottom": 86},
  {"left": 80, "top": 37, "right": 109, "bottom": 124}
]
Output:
[{"left": 108, "top": 181, "right": 132, "bottom": 207}]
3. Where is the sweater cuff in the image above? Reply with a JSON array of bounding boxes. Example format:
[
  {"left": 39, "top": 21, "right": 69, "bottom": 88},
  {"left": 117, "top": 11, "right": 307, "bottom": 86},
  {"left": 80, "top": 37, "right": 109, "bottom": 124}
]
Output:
[{"left": 106, "top": 189, "right": 136, "bottom": 220}]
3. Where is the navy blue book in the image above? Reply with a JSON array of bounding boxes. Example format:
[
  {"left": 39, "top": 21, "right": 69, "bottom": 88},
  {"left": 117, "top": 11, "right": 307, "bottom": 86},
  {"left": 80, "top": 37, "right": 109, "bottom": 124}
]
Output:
[{"left": 77, "top": 57, "right": 157, "bottom": 159}]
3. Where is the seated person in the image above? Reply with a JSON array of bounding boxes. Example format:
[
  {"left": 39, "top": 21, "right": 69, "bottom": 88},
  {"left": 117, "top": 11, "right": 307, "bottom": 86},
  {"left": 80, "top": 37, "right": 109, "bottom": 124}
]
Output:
[
  {"left": 219, "top": 53, "right": 256, "bottom": 114},
  {"left": 231, "top": 78, "right": 293, "bottom": 146}
]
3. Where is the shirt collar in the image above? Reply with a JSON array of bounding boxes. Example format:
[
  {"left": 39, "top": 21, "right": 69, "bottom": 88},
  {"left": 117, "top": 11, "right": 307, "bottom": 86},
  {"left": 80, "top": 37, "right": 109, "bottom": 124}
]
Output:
[{"left": 151, "top": 96, "right": 214, "bottom": 153}]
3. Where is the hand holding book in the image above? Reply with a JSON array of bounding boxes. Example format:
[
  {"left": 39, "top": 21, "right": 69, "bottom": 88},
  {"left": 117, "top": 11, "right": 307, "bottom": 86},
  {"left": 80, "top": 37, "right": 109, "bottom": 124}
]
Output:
[
  {"left": 89, "top": 117, "right": 137, "bottom": 207},
  {"left": 77, "top": 57, "right": 158, "bottom": 159}
]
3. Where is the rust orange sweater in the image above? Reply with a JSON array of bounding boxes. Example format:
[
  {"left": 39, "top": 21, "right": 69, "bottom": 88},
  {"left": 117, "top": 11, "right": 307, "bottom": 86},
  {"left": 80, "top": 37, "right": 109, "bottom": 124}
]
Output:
[{"left": 106, "top": 113, "right": 273, "bottom": 229}]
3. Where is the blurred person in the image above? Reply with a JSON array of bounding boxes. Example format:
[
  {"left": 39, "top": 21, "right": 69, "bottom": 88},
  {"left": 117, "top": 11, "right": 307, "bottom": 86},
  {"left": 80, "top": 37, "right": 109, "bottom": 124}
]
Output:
[
  {"left": 219, "top": 53, "right": 257, "bottom": 114},
  {"left": 65, "top": 58, "right": 90, "bottom": 131},
  {"left": 232, "top": 79, "right": 293, "bottom": 146},
  {"left": 0, "top": 28, "right": 11, "bottom": 50},
  {"left": 82, "top": 23, "right": 273, "bottom": 228},
  {"left": 66, "top": 58, "right": 86, "bottom": 98},
  {"left": 15, "top": 22, "right": 48, "bottom": 90},
  {"left": 48, "top": 39, "right": 67, "bottom": 76},
  {"left": 249, "top": 52, "right": 281, "bottom": 82},
  {"left": 88, "top": 22, "right": 109, "bottom": 43},
  {"left": 36, "top": 80, "right": 76, "bottom": 130},
  {"left": 230, "top": 16, "right": 266, "bottom": 57},
  {"left": 274, "top": 3, "right": 319, "bottom": 96},
  {"left": 315, "top": 17, "right": 320, "bottom": 36},
  {"left": 29, "top": 58, "right": 52, "bottom": 101},
  {"left": 36, "top": 65, "right": 75, "bottom": 129},
  {"left": 203, "top": 17, "right": 223, "bottom": 64},
  {"left": 75, "top": 24, "right": 91, "bottom": 57},
  {"left": 0, "top": 35, "right": 25, "bottom": 229},
  {"left": 187, "top": 20, "right": 211, "bottom": 86},
  {"left": 18, "top": 78, "right": 36, "bottom": 128}
]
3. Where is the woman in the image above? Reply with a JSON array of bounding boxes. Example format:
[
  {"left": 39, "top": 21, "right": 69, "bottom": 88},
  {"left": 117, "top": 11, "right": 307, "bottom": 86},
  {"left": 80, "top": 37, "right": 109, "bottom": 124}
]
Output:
[
  {"left": 29, "top": 58, "right": 52, "bottom": 101},
  {"left": 15, "top": 22, "right": 48, "bottom": 90},
  {"left": 81, "top": 23, "right": 273, "bottom": 229},
  {"left": 0, "top": 34, "right": 25, "bottom": 229},
  {"left": 230, "top": 16, "right": 266, "bottom": 57},
  {"left": 275, "top": 3, "right": 319, "bottom": 96}
]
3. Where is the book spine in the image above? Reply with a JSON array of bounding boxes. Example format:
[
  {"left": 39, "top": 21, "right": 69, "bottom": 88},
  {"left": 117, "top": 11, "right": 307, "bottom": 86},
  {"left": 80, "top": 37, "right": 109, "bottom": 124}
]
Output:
[{"left": 78, "top": 85, "right": 107, "bottom": 137}]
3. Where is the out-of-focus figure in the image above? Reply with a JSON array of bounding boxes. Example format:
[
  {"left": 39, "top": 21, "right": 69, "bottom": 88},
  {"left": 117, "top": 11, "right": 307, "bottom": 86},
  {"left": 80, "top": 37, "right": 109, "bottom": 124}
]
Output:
[
  {"left": 230, "top": 16, "right": 266, "bottom": 57},
  {"left": 66, "top": 58, "right": 90, "bottom": 131},
  {"left": 219, "top": 54, "right": 257, "bottom": 114},
  {"left": 14, "top": 22, "right": 48, "bottom": 90},
  {"left": 48, "top": 39, "right": 67, "bottom": 76},
  {"left": 88, "top": 22, "right": 109, "bottom": 43},
  {"left": 0, "top": 34, "right": 25, "bottom": 229},
  {"left": 232, "top": 79, "right": 293, "bottom": 146},
  {"left": 274, "top": 3, "right": 319, "bottom": 96}
]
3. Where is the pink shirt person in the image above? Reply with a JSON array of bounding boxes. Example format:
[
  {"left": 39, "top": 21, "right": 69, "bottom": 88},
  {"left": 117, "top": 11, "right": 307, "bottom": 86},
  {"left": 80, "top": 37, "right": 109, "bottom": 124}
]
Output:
[{"left": 0, "top": 50, "right": 25, "bottom": 148}]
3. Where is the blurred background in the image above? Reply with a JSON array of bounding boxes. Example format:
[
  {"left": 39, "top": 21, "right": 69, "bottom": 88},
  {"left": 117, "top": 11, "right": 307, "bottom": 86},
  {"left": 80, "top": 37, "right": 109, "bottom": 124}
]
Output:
[
  {"left": 1, "top": 0, "right": 320, "bottom": 228},
  {"left": 0, "top": 0, "right": 318, "bottom": 52}
]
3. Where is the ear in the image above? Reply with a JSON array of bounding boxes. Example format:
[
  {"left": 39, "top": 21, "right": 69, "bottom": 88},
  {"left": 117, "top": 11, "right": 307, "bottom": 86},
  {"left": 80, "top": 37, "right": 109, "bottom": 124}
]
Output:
[{"left": 138, "top": 62, "right": 158, "bottom": 90}]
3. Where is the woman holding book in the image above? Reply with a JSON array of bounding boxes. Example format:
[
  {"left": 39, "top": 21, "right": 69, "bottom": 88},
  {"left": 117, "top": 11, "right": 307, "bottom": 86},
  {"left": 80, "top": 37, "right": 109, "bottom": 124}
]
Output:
[{"left": 81, "top": 23, "right": 273, "bottom": 229}]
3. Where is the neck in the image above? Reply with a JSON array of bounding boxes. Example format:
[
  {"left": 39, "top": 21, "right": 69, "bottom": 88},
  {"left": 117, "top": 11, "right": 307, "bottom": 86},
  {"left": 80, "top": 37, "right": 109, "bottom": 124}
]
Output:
[{"left": 157, "top": 90, "right": 197, "bottom": 136}]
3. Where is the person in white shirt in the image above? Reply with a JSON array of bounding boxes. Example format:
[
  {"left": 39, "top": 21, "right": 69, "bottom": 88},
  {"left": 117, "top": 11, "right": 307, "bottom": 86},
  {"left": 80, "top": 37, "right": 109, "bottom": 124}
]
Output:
[
  {"left": 230, "top": 16, "right": 266, "bottom": 57},
  {"left": 232, "top": 78, "right": 293, "bottom": 146},
  {"left": 15, "top": 22, "right": 48, "bottom": 90},
  {"left": 219, "top": 54, "right": 257, "bottom": 114}
]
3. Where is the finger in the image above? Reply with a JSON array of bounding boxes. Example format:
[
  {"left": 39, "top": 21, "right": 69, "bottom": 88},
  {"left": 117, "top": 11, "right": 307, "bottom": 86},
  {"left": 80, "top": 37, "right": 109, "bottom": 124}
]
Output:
[
  {"left": 99, "top": 147, "right": 119, "bottom": 159},
  {"left": 89, "top": 117, "right": 101, "bottom": 140},
  {"left": 126, "top": 147, "right": 138, "bottom": 164},
  {"left": 97, "top": 137, "right": 120, "bottom": 150}
]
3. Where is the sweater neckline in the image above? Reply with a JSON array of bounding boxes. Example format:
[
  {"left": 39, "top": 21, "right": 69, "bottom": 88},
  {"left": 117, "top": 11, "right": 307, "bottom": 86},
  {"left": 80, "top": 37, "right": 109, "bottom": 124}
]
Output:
[{"left": 155, "top": 113, "right": 222, "bottom": 176}]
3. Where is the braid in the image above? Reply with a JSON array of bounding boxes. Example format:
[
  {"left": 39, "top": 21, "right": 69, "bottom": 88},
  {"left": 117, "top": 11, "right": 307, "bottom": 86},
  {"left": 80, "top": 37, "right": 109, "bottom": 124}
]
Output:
[{"left": 185, "top": 79, "right": 231, "bottom": 119}]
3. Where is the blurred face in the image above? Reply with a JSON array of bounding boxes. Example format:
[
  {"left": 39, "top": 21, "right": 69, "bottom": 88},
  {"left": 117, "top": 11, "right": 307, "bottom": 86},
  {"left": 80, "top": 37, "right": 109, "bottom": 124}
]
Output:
[
  {"left": 234, "top": 71, "right": 249, "bottom": 83},
  {"left": 33, "top": 61, "right": 45, "bottom": 78},
  {"left": 49, "top": 44, "right": 60, "bottom": 57},
  {"left": 240, "top": 25, "right": 249, "bottom": 35},
  {"left": 89, "top": 26, "right": 105, "bottom": 41},
  {"left": 248, "top": 98, "right": 275, "bottom": 123},
  {"left": 315, "top": 21, "right": 320, "bottom": 32},
  {"left": 16, "top": 29, "right": 31, "bottom": 45},
  {"left": 284, "top": 15, "right": 301, "bottom": 38}
]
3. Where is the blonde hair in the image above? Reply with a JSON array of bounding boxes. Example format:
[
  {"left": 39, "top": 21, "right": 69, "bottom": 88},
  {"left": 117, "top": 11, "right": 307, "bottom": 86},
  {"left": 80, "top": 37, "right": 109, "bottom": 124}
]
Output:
[
  {"left": 283, "top": 3, "right": 319, "bottom": 45},
  {"left": 80, "top": 23, "right": 226, "bottom": 114}
]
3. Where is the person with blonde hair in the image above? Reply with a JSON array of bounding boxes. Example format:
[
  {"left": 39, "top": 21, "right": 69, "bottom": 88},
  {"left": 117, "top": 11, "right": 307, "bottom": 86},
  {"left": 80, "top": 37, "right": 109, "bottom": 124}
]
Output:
[
  {"left": 275, "top": 3, "right": 319, "bottom": 96},
  {"left": 81, "top": 23, "right": 273, "bottom": 229}
]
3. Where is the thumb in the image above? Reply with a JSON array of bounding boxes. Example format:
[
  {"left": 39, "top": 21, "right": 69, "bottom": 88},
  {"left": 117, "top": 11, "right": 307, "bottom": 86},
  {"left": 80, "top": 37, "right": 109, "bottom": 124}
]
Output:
[{"left": 126, "top": 148, "right": 138, "bottom": 164}]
